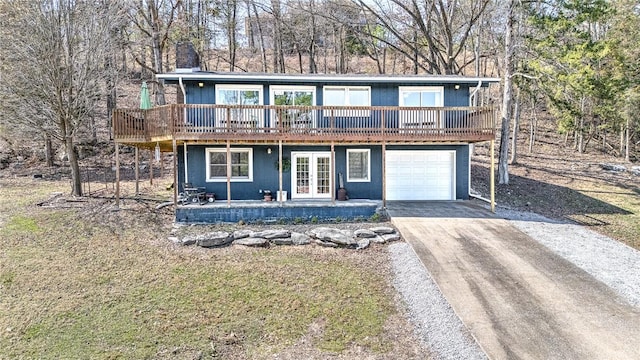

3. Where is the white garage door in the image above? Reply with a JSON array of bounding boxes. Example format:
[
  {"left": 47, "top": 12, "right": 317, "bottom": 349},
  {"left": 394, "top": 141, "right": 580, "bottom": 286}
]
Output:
[{"left": 385, "top": 150, "right": 455, "bottom": 200}]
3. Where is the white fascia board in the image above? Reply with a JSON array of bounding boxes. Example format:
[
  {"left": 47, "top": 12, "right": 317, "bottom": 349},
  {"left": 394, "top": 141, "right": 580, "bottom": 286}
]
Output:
[{"left": 157, "top": 72, "right": 501, "bottom": 85}]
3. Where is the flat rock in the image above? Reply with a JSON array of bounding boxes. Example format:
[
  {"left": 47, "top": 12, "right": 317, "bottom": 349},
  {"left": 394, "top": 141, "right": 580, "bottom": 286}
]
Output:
[
  {"left": 600, "top": 163, "right": 626, "bottom": 172},
  {"left": 233, "top": 229, "right": 254, "bottom": 240},
  {"left": 632, "top": 166, "right": 640, "bottom": 176},
  {"left": 234, "top": 237, "right": 269, "bottom": 247},
  {"left": 381, "top": 233, "right": 401, "bottom": 242},
  {"left": 315, "top": 239, "right": 339, "bottom": 248},
  {"left": 354, "top": 229, "right": 377, "bottom": 238},
  {"left": 194, "top": 231, "right": 233, "bottom": 247},
  {"left": 309, "top": 227, "right": 356, "bottom": 246},
  {"left": 168, "top": 236, "right": 180, "bottom": 244},
  {"left": 181, "top": 237, "right": 196, "bottom": 246},
  {"left": 371, "top": 235, "right": 387, "bottom": 244},
  {"left": 356, "top": 238, "right": 371, "bottom": 250},
  {"left": 291, "top": 232, "right": 311, "bottom": 245},
  {"left": 271, "top": 237, "right": 293, "bottom": 245},
  {"left": 370, "top": 226, "right": 396, "bottom": 235},
  {"left": 253, "top": 229, "right": 291, "bottom": 239}
]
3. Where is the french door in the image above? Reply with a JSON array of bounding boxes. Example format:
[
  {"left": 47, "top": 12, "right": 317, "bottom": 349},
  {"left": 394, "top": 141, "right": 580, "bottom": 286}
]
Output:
[{"left": 291, "top": 152, "right": 332, "bottom": 199}]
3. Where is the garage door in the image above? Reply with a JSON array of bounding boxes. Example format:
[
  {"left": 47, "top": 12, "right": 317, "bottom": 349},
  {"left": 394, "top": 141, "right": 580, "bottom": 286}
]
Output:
[{"left": 385, "top": 150, "right": 455, "bottom": 200}]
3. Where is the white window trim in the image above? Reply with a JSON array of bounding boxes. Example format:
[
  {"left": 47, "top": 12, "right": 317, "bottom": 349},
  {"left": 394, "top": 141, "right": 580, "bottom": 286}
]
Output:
[
  {"left": 323, "top": 86, "right": 371, "bottom": 106},
  {"left": 205, "top": 147, "right": 253, "bottom": 182},
  {"left": 270, "top": 85, "right": 317, "bottom": 128},
  {"left": 346, "top": 149, "right": 371, "bottom": 183},
  {"left": 398, "top": 86, "right": 444, "bottom": 107},
  {"left": 215, "top": 84, "right": 264, "bottom": 105},
  {"left": 323, "top": 86, "right": 371, "bottom": 117},
  {"left": 269, "top": 85, "right": 316, "bottom": 106}
]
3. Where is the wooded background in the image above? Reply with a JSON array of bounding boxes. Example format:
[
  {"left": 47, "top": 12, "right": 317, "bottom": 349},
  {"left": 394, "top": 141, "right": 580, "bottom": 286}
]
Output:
[{"left": 0, "top": 0, "right": 638, "bottom": 195}]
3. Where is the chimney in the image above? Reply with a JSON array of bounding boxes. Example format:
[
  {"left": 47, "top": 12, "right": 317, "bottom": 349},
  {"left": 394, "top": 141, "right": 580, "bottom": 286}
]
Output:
[{"left": 175, "top": 41, "right": 200, "bottom": 73}]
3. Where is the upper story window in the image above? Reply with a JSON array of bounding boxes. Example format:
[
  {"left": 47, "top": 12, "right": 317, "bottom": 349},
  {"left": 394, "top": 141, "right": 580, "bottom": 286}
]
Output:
[
  {"left": 216, "top": 85, "right": 262, "bottom": 105},
  {"left": 215, "top": 85, "right": 263, "bottom": 128},
  {"left": 271, "top": 86, "right": 316, "bottom": 128},
  {"left": 323, "top": 86, "right": 371, "bottom": 117},
  {"left": 398, "top": 86, "right": 444, "bottom": 128},
  {"left": 399, "top": 86, "right": 444, "bottom": 107}
]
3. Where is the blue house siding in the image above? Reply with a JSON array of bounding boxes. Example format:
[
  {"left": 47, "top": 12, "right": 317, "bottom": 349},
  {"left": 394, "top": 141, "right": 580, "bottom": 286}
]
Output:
[
  {"left": 176, "top": 202, "right": 379, "bottom": 223},
  {"left": 184, "top": 81, "right": 471, "bottom": 107},
  {"left": 179, "top": 144, "right": 469, "bottom": 201}
]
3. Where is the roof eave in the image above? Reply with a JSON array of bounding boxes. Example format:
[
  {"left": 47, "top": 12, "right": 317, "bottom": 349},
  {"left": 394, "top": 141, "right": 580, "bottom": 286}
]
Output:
[{"left": 157, "top": 72, "right": 501, "bottom": 85}]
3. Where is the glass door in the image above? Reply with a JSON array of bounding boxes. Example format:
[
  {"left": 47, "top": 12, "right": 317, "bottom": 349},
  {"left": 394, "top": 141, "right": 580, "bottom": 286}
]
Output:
[{"left": 292, "top": 152, "right": 331, "bottom": 199}]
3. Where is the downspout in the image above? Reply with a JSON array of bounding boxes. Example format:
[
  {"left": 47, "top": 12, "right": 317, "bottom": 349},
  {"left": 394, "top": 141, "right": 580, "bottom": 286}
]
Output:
[
  {"left": 178, "top": 76, "right": 187, "bottom": 102},
  {"left": 469, "top": 80, "right": 482, "bottom": 107},
  {"left": 469, "top": 80, "right": 482, "bottom": 199},
  {"left": 178, "top": 76, "right": 188, "bottom": 185}
]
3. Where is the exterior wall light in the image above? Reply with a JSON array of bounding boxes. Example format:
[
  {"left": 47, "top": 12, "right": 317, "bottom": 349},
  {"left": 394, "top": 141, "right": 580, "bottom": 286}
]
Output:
[
  {"left": 454, "top": 84, "right": 460, "bottom": 90},
  {"left": 267, "top": 147, "right": 272, "bottom": 154},
  {"left": 198, "top": 82, "right": 204, "bottom": 88}
]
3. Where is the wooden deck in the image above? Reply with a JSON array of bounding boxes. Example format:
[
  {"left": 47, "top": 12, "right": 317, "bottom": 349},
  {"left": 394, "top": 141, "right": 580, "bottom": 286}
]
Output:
[{"left": 113, "top": 104, "right": 496, "bottom": 148}]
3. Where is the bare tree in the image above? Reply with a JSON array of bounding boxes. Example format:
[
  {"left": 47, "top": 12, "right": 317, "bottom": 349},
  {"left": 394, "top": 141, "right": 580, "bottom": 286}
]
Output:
[
  {"left": 498, "top": 0, "right": 516, "bottom": 184},
  {"left": 129, "top": 0, "right": 180, "bottom": 105},
  {"left": 0, "top": 0, "right": 125, "bottom": 196},
  {"left": 353, "top": 0, "right": 491, "bottom": 75}
]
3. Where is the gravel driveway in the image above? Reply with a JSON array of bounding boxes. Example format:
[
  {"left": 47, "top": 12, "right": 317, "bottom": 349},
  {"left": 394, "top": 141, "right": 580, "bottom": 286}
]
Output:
[{"left": 388, "top": 202, "right": 640, "bottom": 360}]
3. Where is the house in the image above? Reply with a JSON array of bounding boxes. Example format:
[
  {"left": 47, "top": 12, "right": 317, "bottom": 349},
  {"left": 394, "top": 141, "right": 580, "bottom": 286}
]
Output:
[{"left": 112, "top": 46, "right": 499, "bottom": 222}]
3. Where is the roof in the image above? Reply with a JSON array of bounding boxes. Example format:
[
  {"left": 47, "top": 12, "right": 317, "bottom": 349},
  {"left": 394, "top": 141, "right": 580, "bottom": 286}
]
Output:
[{"left": 157, "top": 71, "right": 501, "bottom": 86}]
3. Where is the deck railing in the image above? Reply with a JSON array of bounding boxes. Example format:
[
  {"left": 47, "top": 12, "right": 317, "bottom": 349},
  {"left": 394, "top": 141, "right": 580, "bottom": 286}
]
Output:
[{"left": 113, "top": 104, "right": 495, "bottom": 143}]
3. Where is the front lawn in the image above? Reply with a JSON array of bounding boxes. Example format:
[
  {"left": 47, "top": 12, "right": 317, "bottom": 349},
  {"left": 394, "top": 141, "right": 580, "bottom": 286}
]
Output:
[{"left": 0, "top": 178, "right": 423, "bottom": 359}]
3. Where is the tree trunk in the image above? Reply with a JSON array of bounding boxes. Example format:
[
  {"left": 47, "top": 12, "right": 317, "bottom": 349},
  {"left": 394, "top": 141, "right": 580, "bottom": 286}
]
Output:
[
  {"left": 271, "top": 0, "right": 285, "bottom": 73},
  {"left": 529, "top": 98, "right": 536, "bottom": 153},
  {"left": 510, "top": 89, "right": 521, "bottom": 165},
  {"left": 625, "top": 117, "right": 630, "bottom": 162},
  {"left": 620, "top": 127, "right": 625, "bottom": 156},
  {"left": 250, "top": 0, "right": 268, "bottom": 72},
  {"left": 578, "top": 97, "right": 585, "bottom": 153},
  {"left": 66, "top": 135, "right": 82, "bottom": 196},
  {"left": 308, "top": 0, "right": 317, "bottom": 73},
  {"left": 45, "top": 134, "right": 54, "bottom": 167},
  {"left": 498, "top": 0, "right": 516, "bottom": 185}
]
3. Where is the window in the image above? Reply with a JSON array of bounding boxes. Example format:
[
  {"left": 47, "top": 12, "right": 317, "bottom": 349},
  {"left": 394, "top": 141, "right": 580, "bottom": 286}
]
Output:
[
  {"left": 206, "top": 148, "right": 253, "bottom": 182},
  {"left": 323, "top": 86, "right": 371, "bottom": 117},
  {"left": 398, "top": 86, "right": 444, "bottom": 128},
  {"left": 215, "top": 85, "right": 263, "bottom": 128},
  {"left": 217, "top": 85, "right": 262, "bottom": 106},
  {"left": 347, "top": 149, "right": 370, "bottom": 182},
  {"left": 399, "top": 86, "right": 443, "bottom": 107},
  {"left": 270, "top": 86, "right": 315, "bottom": 128}
]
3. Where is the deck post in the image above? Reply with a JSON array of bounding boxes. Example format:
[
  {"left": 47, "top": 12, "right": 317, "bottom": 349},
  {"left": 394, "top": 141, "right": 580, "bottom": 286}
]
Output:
[
  {"left": 382, "top": 142, "right": 386, "bottom": 208},
  {"left": 278, "top": 140, "right": 283, "bottom": 206},
  {"left": 331, "top": 141, "right": 335, "bottom": 205},
  {"left": 134, "top": 147, "right": 139, "bottom": 195},
  {"left": 490, "top": 139, "right": 496, "bottom": 212},
  {"left": 183, "top": 142, "right": 188, "bottom": 184},
  {"left": 226, "top": 140, "right": 231, "bottom": 207},
  {"left": 115, "top": 142, "right": 120, "bottom": 208},
  {"left": 172, "top": 139, "right": 178, "bottom": 206}
]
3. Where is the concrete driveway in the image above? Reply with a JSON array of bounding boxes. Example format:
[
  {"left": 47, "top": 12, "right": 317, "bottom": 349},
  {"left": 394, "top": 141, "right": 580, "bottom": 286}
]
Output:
[{"left": 387, "top": 201, "right": 640, "bottom": 360}]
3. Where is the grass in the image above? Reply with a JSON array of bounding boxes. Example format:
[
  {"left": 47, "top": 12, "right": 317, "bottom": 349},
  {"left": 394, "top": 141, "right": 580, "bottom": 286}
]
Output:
[
  {"left": 568, "top": 182, "right": 640, "bottom": 250},
  {"left": 0, "top": 178, "right": 401, "bottom": 359}
]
